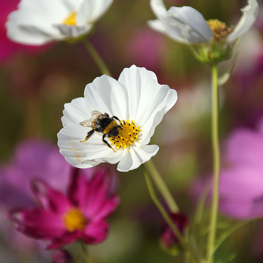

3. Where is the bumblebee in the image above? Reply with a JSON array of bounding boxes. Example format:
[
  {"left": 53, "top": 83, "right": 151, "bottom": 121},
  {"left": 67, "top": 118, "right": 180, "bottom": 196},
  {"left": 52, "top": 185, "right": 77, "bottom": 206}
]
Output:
[{"left": 79, "top": 110, "right": 122, "bottom": 151}]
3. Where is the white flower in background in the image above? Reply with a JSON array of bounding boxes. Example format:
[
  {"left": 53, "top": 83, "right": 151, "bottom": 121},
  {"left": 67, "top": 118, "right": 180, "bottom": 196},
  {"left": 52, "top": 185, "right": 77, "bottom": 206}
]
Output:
[
  {"left": 57, "top": 65, "right": 177, "bottom": 172},
  {"left": 148, "top": 0, "right": 258, "bottom": 44},
  {"left": 6, "top": 0, "right": 114, "bottom": 45}
]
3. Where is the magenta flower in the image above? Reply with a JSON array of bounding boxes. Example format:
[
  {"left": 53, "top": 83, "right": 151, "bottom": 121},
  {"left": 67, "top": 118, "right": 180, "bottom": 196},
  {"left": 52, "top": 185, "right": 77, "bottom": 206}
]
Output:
[
  {"left": 160, "top": 212, "right": 188, "bottom": 253},
  {"left": 128, "top": 28, "right": 165, "bottom": 70},
  {"left": 218, "top": 121, "right": 263, "bottom": 219},
  {"left": 9, "top": 169, "right": 120, "bottom": 249}
]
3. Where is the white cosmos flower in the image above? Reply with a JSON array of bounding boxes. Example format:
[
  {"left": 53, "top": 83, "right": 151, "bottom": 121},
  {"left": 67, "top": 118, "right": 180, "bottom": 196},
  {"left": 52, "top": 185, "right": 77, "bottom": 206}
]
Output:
[
  {"left": 148, "top": 0, "right": 258, "bottom": 44},
  {"left": 57, "top": 65, "right": 178, "bottom": 172},
  {"left": 6, "top": 0, "right": 113, "bottom": 45}
]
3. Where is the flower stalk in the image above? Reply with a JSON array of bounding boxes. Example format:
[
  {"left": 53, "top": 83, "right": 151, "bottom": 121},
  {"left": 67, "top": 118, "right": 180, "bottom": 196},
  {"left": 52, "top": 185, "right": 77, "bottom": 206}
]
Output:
[
  {"left": 143, "top": 166, "right": 204, "bottom": 263},
  {"left": 80, "top": 241, "right": 93, "bottom": 263},
  {"left": 144, "top": 160, "right": 179, "bottom": 213},
  {"left": 83, "top": 39, "right": 111, "bottom": 76},
  {"left": 206, "top": 63, "right": 220, "bottom": 263}
]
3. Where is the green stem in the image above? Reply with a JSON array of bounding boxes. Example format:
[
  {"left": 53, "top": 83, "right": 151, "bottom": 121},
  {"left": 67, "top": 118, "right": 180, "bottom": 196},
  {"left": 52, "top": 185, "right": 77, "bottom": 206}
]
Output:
[
  {"left": 83, "top": 39, "right": 111, "bottom": 76},
  {"left": 143, "top": 167, "right": 204, "bottom": 263},
  {"left": 80, "top": 242, "right": 93, "bottom": 263},
  {"left": 206, "top": 63, "right": 220, "bottom": 263},
  {"left": 144, "top": 160, "right": 179, "bottom": 213}
]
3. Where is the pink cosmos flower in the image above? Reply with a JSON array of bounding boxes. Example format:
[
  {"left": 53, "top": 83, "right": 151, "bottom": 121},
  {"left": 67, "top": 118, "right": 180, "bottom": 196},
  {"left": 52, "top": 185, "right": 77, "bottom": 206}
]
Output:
[
  {"left": 9, "top": 168, "right": 120, "bottom": 249},
  {"left": 218, "top": 120, "right": 263, "bottom": 219},
  {"left": 0, "top": 139, "right": 73, "bottom": 254},
  {"left": 195, "top": 119, "right": 263, "bottom": 220},
  {"left": 128, "top": 27, "right": 165, "bottom": 70}
]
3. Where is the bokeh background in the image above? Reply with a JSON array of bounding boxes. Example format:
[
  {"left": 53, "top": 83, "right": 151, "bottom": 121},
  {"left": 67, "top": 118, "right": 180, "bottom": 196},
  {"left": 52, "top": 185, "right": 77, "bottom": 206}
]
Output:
[{"left": 1, "top": 0, "right": 263, "bottom": 262}]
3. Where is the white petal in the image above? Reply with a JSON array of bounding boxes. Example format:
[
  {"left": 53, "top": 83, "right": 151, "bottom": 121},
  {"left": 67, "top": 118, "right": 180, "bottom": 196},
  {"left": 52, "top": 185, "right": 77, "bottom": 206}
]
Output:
[
  {"left": 167, "top": 6, "right": 213, "bottom": 43},
  {"left": 117, "top": 145, "right": 159, "bottom": 172},
  {"left": 53, "top": 24, "right": 92, "bottom": 38},
  {"left": 140, "top": 108, "right": 166, "bottom": 146},
  {"left": 61, "top": 98, "right": 89, "bottom": 127},
  {"left": 6, "top": 22, "right": 55, "bottom": 45},
  {"left": 149, "top": 0, "right": 212, "bottom": 43},
  {"left": 84, "top": 75, "right": 128, "bottom": 120},
  {"left": 77, "top": 0, "right": 114, "bottom": 25},
  {"left": 147, "top": 19, "right": 168, "bottom": 34},
  {"left": 149, "top": 0, "right": 188, "bottom": 43},
  {"left": 227, "top": 0, "right": 259, "bottom": 42},
  {"left": 150, "top": 0, "right": 169, "bottom": 21},
  {"left": 147, "top": 19, "right": 187, "bottom": 43},
  {"left": 57, "top": 125, "right": 123, "bottom": 168},
  {"left": 6, "top": 0, "right": 87, "bottom": 45},
  {"left": 118, "top": 65, "right": 177, "bottom": 126}
]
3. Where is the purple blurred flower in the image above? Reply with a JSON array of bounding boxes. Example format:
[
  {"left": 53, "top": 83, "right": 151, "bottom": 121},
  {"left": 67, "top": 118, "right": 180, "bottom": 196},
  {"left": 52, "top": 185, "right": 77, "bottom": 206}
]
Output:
[
  {"left": 218, "top": 121, "right": 263, "bottom": 219},
  {"left": 160, "top": 212, "right": 188, "bottom": 253},
  {"left": 195, "top": 120, "right": 263, "bottom": 220},
  {"left": 128, "top": 28, "right": 165, "bottom": 70},
  {"left": 10, "top": 169, "right": 120, "bottom": 249},
  {"left": 0, "top": 139, "right": 72, "bottom": 210}
]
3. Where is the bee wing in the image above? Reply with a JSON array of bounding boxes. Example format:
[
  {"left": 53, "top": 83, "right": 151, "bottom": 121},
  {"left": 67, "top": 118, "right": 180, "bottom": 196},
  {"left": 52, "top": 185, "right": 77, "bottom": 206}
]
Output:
[
  {"left": 79, "top": 110, "right": 102, "bottom": 127},
  {"left": 90, "top": 110, "right": 102, "bottom": 118},
  {"left": 79, "top": 119, "right": 93, "bottom": 127}
]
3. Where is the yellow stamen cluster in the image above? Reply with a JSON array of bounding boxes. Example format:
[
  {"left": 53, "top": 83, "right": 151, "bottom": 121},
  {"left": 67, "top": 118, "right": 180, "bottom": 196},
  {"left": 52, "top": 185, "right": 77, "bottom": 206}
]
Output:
[
  {"left": 110, "top": 120, "right": 141, "bottom": 150},
  {"left": 63, "top": 207, "right": 87, "bottom": 232},
  {"left": 207, "top": 19, "right": 233, "bottom": 42},
  {"left": 63, "top": 11, "right": 77, "bottom": 26}
]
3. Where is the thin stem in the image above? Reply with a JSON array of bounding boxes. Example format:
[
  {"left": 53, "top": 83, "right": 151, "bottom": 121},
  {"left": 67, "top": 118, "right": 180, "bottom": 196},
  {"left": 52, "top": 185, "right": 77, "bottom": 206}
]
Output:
[
  {"left": 206, "top": 63, "right": 220, "bottom": 263},
  {"left": 144, "top": 160, "right": 179, "bottom": 213},
  {"left": 83, "top": 39, "right": 111, "bottom": 76},
  {"left": 143, "top": 167, "right": 204, "bottom": 263},
  {"left": 80, "top": 242, "right": 93, "bottom": 263}
]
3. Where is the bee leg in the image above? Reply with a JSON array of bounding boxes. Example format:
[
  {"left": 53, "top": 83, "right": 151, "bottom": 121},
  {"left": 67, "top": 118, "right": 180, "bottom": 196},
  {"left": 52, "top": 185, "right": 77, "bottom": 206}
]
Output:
[
  {"left": 80, "top": 129, "right": 95, "bottom": 142},
  {"left": 102, "top": 134, "right": 115, "bottom": 152},
  {"left": 117, "top": 125, "right": 123, "bottom": 130},
  {"left": 113, "top": 116, "right": 121, "bottom": 122}
]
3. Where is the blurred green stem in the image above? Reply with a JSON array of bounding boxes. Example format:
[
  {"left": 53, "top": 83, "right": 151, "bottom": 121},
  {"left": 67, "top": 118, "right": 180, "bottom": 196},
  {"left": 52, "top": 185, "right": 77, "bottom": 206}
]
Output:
[
  {"left": 143, "top": 166, "right": 203, "bottom": 263},
  {"left": 206, "top": 63, "right": 220, "bottom": 263},
  {"left": 80, "top": 241, "right": 93, "bottom": 263},
  {"left": 144, "top": 160, "right": 179, "bottom": 213},
  {"left": 83, "top": 39, "right": 111, "bottom": 76}
]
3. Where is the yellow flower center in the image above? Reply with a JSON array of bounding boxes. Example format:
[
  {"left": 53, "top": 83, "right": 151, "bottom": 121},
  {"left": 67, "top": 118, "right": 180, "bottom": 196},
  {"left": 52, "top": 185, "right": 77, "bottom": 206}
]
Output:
[
  {"left": 63, "top": 207, "right": 87, "bottom": 232},
  {"left": 109, "top": 120, "right": 142, "bottom": 150},
  {"left": 207, "top": 19, "right": 233, "bottom": 42},
  {"left": 63, "top": 11, "right": 77, "bottom": 26}
]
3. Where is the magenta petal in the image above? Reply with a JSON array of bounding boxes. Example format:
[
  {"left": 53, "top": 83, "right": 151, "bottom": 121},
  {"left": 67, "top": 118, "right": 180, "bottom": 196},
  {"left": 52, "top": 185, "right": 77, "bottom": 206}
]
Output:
[
  {"left": 226, "top": 129, "right": 263, "bottom": 169},
  {"left": 31, "top": 180, "right": 71, "bottom": 216},
  {"left": 93, "top": 195, "right": 121, "bottom": 220},
  {"left": 10, "top": 209, "right": 65, "bottom": 239},
  {"left": 219, "top": 168, "right": 263, "bottom": 199},
  {"left": 82, "top": 172, "right": 111, "bottom": 218},
  {"left": 47, "top": 232, "right": 82, "bottom": 250},
  {"left": 68, "top": 169, "right": 90, "bottom": 208},
  {"left": 82, "top": 220, "right": 109, "bottom": 244}
]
